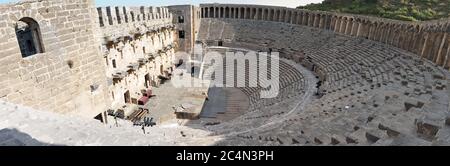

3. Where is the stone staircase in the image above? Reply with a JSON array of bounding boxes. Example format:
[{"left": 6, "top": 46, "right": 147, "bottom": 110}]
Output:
[{"left": 0, "top": 100, "right": 217, "bottom": 146}]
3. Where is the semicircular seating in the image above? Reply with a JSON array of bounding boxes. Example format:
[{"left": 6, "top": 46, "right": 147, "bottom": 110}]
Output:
[{"left": 198, "top": 18, "right": 450, "bottom": 146}]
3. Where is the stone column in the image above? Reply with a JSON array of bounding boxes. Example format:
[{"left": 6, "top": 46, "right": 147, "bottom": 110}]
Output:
[
  {"left": 429, "top": 33, "right": 440, "bottom": 62},
  {"left": 318, "top": 15, "right": 323, "bottom": 29},
  {"left": 220, "top": 7, "right": 224, "bottom": 18},
  {"left": 105, "top": 6, "right": 116, "bottom": 25},
  {"left": 350, "top": 20, "right": 358, "bottom": 36},
  {"left": 334, "top": 17, "right": 340, "bottom": 33},
  {"left": 388, "top": 26, "right": 396, "bottom": 45},
  {"left": 231, "top": 7, "right": 234, "bottom": 18},
  {"left": 414, "top": 32, "right": 424, "bottom": 54},
  {"left": 356, "top": 21, "right": 362, "bottom": 37},
  {"left": 436, "top": 33, "right": 448, "bottom": 65},
  {"left": 383, "top": 25, "right": 391, "bottom": 44},
  {"left": 400, "top": 30, "right": 409, "bottom": 49},
  {"left": 256, "top": 8, "right": 260, "bottom": 20},
  {"left": 292, "top": 12, "right": 297, "bottom": 24},
  {"left": 330, "top": 16, "right": 336, "bottom": 31},
  {"left": 303, "top": 13, "right": 308, "bottom": 26},
  {"left": 98, "top": 7, "right": 107, "bottom": 27},
  {"left": 378, "top": 24, "right": 385, "bottom": 42},
  {"left": 324, "top": 15, "right": 330, "bottom": 29},
  {"left": 283, "top": 10, "right": 287, "bottom": 23},
  {"left": 339, "top": 18, "right": 346, "bottom": 34},
  {"left": 408, "top": 30, "right": 417, "bottom": 52},
  {"left": 237, "top": 8, "right": 241, "bottom": 19},
  {"left": 420, "top": 34, "right": 429, "bottom": 59},
  {"left": 345, "top": 19, "right": 352, "bottom": 35},
  {"left": 444, "top": 41, "right": 450, "bottom": 68}
]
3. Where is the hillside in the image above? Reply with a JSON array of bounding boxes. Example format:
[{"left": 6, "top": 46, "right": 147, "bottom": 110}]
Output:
[{"left": 298, "top": 0, "right": 450, "bottom": 21}]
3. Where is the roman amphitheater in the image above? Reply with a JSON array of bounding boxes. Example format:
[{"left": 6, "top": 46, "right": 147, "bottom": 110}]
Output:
[{"left": 0, "top": 0, "right": 449, "bottom": 146}]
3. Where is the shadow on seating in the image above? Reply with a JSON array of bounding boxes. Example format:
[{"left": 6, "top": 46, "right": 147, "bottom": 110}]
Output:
[{"left": 0, "top": 128, "right": 64, "bottom": 146}]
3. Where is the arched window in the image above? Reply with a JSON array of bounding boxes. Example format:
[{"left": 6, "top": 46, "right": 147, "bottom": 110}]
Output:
[
  {"left": 15, "top": 17, "right": 44, "bottom": 58},
  {"left": 178, "top": 30, "right": 185, "bottom": 39},
  {"left": 112, "top": 59, "right": 117, "bottom": 68},
  {"left": 178, "top": 15, "right": 184, "bottom": 23}
]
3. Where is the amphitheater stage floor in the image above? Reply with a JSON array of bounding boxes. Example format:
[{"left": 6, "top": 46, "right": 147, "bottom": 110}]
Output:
[
  {"left": 200, "top": 87, "right": 249, "bottom": 121},
  {"left": 145, "top": 79, "right": 209, "bottom": 124}
]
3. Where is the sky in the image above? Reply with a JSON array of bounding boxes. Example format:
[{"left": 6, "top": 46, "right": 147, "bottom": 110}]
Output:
[{"left": 0, "top": 0, "right": 324, "bottom": 8}]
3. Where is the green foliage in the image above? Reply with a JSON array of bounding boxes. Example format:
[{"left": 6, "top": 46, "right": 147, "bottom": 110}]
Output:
[{"left": 298, "top": 0, "right": 450, "bottom": 21}]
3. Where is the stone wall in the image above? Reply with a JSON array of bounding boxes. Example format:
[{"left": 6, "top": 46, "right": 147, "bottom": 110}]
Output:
[
  {"left": 96, "top": 5, "right": 177, "bottom": 113},
  {"left": 168, "top": 5, "right": 201, "bottom": 54},
  {"left": 199, "top": 4, "right": 450, "bottom": 70},
  {"left": 0, "top": 0, "right": 108, "bottom": 118}
]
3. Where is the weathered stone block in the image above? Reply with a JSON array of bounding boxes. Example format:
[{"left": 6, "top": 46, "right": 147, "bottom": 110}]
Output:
[
  {"left": 378, "top": 123, "right": 401, "bottom": 137},
  {"left": 415, "top": 118, "right": 441, "bottom": 141}
]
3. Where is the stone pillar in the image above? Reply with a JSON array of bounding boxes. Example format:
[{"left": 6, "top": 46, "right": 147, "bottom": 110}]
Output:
[
  {"left": 436, "top": 33, "right": 448, "bottom": 65},
  {"left": 377, "top": 24, "right": 383, "bottom": 42},
  {"left": 383, "top": 25, "right": 391, "bottom": 44},
  {"left": 244, "top": 8, "right": 247, "bottom": 19},
  {"left": 279, "top": 9, "right": 284, "bottom": 22},
  {"left": 230, "top": 7, "right": 233, "bottom": 18},
  {"left": 312, "top": 14, "right": 317, "bottom": 27},
  {"left": 303, "top": 13, "right": 308, "bottom": 26},
  {"left": 237, "top": 8, "right": 241, "bottom": 19},
  {"left": 345, "top": 19, "right": 352, "bottom": 35},
  {"left": 334, "top": 17, "right": 340, "bottom": 33},
  {"left": 409, "top": 30, "right": 417, "bottom": 52},
  {"left": 339, "top": 18, "right": 346, "bottom": 34},
  {"left": 420, "top": 34, "right": 429, "bottom": 59},
  {"left": 400, "top": 30, "right": 409, "bottom": 49},
  {"left": 330, "top": 16, "right": 336, "bottom": 31},
  {"left": 368, "top": 22, "right": 374, "bottom": 39},
  {"left": 309, "top": 13, "right": 314, "bottom": 27},
  {"left": 116, "top": 7, "right": 124, "bottom": 24},
  {"left": 350, "top": 20, "right": 358, "bottom": 36},
  {"left": 292, "top": 12, "right": 297, "bottom": 24},
  {"left": 429, "top": 33, "right": 440, "bottom": 61},
  {"left": 315, "top": 14, "right": 320, "bottom": 27},
  {"left": 256, "top": 8, "right": 259, "bottom": 20},
  {"left": 395, "top": 28, "right": 403, "bottom": 48},
  {"left": 415, "top": 32, "right": 424, "bottom": 54},
  {"left": 324, "top": 15, "right": 330, "bottom": 29},
  {"left": 297, "top": 12, "right": 303, "bottom": 25},
  {"left": 356, "top": 21, "right": 362, "bottom": 37},
  {"left": 374, "top": 23, "right": 380, "bottom": 41},
  {"left": 97, "top": 7, "right": 107, "bottom": 27},
  {"left": 202, "top": 8, "right": 205, "bottom": 18},
  {"left": 217, "top": 7, "right": 220, "bottom": 18},
  {"left": 220, "top": 7, "right": 224, "bottom": 18},
  {"left": 318, "top": 15, "right": 323, "bottom": 29},
  {"left": 105, "top": 6, "right": 116, "bottom": 25},
  {"left": 388, "top": 26, "right": 396, "bottom": 45},
  {"left": 102, "top": 111, "right": 108, "bottom": 124},
  {"left": 283, "top": 10, "right": 288, "bottom": 23},
  {"left": 444, "top": 42, "right": 450, "bottom": 68}
]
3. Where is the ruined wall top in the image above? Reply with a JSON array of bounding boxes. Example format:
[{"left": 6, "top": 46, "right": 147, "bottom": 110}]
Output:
[
  {"left": 96, "top": 6, "right": 172, "bottom": 27},
  {"left": 96, "top": 5, "right": 174, "bottom": 46}
]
